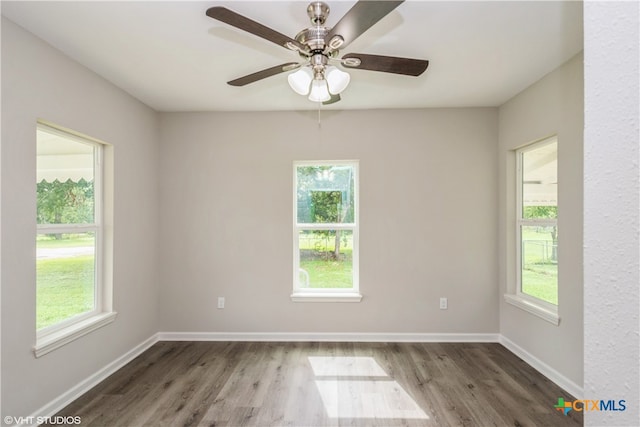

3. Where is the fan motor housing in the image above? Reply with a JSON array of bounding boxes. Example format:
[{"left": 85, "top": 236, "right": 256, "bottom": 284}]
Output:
[{"left": 295, "top": 27, "right": 330, "bottom": 53}]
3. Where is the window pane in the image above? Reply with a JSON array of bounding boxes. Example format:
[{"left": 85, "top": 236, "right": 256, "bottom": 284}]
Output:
[
  {"left": 37, "top": 128, "right": 95, "bottom": 224},
  {"left": 522, "top": 141, "right": 557, "bottom": 219},
  {"left": 521, "top": 225, "right": 557, "bottom": 304},
  {"left": 296, "top": 165, "right": 355, "bottom": 224},
  {"left": 36, "top": 232, "right": 96, "bottom": 329},
  {"left": 298, "top": 230, "right": 353, "bottom": 288}
]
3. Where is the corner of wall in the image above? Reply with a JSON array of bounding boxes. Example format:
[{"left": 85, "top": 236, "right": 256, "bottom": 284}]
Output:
[{"left": 497, "top": 52, "right": 584, "bottom": 390}]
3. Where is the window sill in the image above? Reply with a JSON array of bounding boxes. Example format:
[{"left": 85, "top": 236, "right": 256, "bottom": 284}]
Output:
[
  {"left": 34, "top": 312, "right": 117, "bottom": 358},
  {"left": 291, "top": 292, "right": 363, "bottom": 302},
  {"left": 504, "top": 294, "right": 559, "bottom": 325}
]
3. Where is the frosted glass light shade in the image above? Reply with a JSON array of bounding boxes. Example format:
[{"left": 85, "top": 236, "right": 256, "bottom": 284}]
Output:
[
  {"left": 308, "top": 80, "right": 331, "bottom": 102},
  {"left": 325, "top": 66, "right": 350, "bottom": 95},
  {"left": 287, "top": 67, "right": 313, "bottom": 95}
]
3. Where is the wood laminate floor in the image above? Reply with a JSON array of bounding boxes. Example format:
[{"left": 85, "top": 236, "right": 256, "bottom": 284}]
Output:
[{"left": 51, "top": 341, "right": 583, "bottom": 426}]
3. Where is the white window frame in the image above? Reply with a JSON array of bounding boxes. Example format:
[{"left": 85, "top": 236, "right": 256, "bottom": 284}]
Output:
[
  {"left": 505, "top": 136, "right": 559, "bottom": 325},
  {"left": 34, "top": 122, "right": 116, "bottom": 357},
  {"left": 291, "top": 160, "right": 361, "bottom": 302}
]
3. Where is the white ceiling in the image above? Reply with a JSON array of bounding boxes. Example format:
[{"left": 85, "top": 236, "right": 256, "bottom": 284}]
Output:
[{"left": 1, "top": 1, "right": 583, "bottom": 112}]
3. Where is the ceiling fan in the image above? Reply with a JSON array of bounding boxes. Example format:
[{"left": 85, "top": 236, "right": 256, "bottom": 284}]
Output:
[{"left": 205, "top": 1, "right": 429, "bottom": 104}]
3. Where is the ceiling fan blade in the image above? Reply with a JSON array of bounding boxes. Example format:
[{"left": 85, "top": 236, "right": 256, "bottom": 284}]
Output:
[
  {"left": 325, "top": 1, "right": 404, "bottom": 50},
  {"left": 342, "top": 53, "right": 429, "bottom": 76},
  {"left": 323, "top": 94, "right": 341, "bottom": 105},
  {"left": 228, "top": 62, "right": 300, "bottom": 87},
  {"left": 206, "top": 7, "right": 307, "bottom": 53}
]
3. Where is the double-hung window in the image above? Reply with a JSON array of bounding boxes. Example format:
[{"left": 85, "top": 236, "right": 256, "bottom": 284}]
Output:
[
  {"left": 292, "top": 161, "right": 361, "bottom": 302},
  {"left": 35, "top": 123, "right": 114, "bottom": 357},
  {"left": 510, "top": 137, "right": 558, "bottom": 322}
]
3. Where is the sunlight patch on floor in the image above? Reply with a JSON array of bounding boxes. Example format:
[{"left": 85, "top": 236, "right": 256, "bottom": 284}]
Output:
[
  {"left": 308, "top": 356, "right": 388, "bottom": 377},
  {"left": 309, "top": 356, "right": 429, "bottom": 420}
]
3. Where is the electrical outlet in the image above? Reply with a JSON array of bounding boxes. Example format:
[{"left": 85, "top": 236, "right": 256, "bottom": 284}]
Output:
[
  {"left": 217, "top": 297, "right": 225, "bottom": 309},
  {"left": 440, "top": 297, "right": 448, "bottom": 310}
]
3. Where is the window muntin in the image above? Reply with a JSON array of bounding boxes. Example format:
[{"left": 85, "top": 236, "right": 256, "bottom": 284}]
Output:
[
  {"left": 516, "top": 138, "right": 558, "bottom": 306},
  {"left": 294, "top": 162, "right": 358, "bottom": 293},
  {"left": 36, "top": 124, "right": 103, "bottom": 333}
]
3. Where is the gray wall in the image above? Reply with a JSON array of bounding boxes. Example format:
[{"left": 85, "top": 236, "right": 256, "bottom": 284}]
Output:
[
  {"left": 1, "top": 18, "right": 160, "bottom": 416},
  {"left": 158, "top": 109, "right": 499, "bottom": 334},
  {"left": 498, "top": 54, "right": 584, "bottom": 388}
]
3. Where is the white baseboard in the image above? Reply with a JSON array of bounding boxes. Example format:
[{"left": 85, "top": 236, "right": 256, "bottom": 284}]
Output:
[
  {"left": 156, "top": 331, "right": 501, "bottom": 343},
  {"left": 499, "top": 335, "right": 583, "bottom": 399},
  {"left": 24, "top": 334, "right": 159, "bottom": 426}
]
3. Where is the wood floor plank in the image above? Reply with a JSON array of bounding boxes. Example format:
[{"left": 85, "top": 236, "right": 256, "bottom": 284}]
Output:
[{"left": 49, "top": 342, "right": 583, "bottom": 427}]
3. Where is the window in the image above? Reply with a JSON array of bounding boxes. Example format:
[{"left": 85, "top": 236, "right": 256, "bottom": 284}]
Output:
[
  {"left": 35, "top": 123, "right": 115, "bottom": 357},
  {"left": 292, "top": 161, "right": 360, "bottom": 302},
  {"left": 508, "top": 137, "right": 558, "bottom": 322}
]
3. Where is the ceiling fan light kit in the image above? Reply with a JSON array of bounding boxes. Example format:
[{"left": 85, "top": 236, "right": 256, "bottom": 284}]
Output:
[
  {"left": 205, "top": 1, "right": 429, "bottom": 105},
  {"left": 288, "top": 64, "right": 350, "bottom": 99}
]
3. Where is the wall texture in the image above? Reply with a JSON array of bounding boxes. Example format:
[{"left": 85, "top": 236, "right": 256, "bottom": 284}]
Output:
[
  {"left": 158, "top": 108, "right": 499, "bottom": 334},
  {"left": 498, "top": 53, "right": 584, "bottom": 389},
  {"left": 584, "top": 2, "right": 639, "bottom": 425},
  {"left": 1, "top": 18, "right": 160, "bottom": 417}
]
